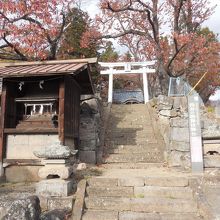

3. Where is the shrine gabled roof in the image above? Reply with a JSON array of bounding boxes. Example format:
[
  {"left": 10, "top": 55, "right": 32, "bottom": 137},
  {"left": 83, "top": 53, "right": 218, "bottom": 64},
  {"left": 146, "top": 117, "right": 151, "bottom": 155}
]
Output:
[{"left": 0, "top": 58, "right": 97, "bottom": 78}]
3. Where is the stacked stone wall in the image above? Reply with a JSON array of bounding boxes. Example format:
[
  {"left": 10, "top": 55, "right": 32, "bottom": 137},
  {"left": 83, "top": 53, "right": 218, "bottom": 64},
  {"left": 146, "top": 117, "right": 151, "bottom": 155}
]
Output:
[{"left": 150, "top": 95, "right": 220, "bottom": 170}]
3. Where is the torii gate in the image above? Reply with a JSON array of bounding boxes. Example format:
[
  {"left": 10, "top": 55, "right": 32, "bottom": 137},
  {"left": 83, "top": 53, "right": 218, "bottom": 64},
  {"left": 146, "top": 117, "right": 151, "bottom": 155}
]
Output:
[{"left": 99, "top": 61, "right": 156, "bottom": 104}]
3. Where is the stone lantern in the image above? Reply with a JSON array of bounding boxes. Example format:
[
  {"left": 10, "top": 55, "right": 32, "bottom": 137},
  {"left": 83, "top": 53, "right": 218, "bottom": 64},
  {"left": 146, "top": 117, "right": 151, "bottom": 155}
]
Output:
[{"left": 34, "top": 143, "right": 77, "bottom": 197}]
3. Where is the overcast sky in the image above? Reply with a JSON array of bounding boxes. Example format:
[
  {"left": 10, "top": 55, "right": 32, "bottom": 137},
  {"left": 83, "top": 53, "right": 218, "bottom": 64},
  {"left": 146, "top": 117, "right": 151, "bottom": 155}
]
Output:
[{"left": 82, "top": 0, "right": 220, "bottom": 39}]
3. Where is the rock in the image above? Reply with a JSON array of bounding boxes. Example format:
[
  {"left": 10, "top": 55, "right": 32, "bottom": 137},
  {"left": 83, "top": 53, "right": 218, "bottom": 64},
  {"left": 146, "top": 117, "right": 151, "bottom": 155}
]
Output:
[
  {"left": 170, "top": 141, "right": 190, "bottom": 152},
  {"left": 159, "top": 109, "right": 178, "bottom": 118},
  {"left": 83, "top": 98, "right": 100, "bottom": 113},
  {"left": 81, "top": 102, "right": 97, "bottom": 115},
  {"left": 40, "top": 209, "right": 71, "bottom": 220},
  {"left": 168, "top": 151, "right": 190, "bottom": 168},
  {"left": 79, "top": 151, "right": 96, "bottom": 164},
  {"left": 76, "top": 163, "right": 87, "bottom": 170},
  {"left": 33, "top": 142, "right": 78, "bottom": 159},
  {"left": 158, "top": 103, "right": 173, "bottom": 111},
  {"left": 2, "top": 196, "right": 41, "bottom": 220},
  {"left": 170, "top": 127, "right": 190, "bottom": 142},
  {"left": 157, "top": 95, "right": 174, "bottom": 107},
  {"left": 170, "top": 118, "right": 189, "bottom": 128}
]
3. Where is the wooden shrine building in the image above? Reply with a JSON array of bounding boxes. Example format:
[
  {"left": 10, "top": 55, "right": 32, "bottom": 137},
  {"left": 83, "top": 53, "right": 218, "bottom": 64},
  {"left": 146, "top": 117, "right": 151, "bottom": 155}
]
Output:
[{"left": 0, "top": 58, "right": 96, "bottom": 181}]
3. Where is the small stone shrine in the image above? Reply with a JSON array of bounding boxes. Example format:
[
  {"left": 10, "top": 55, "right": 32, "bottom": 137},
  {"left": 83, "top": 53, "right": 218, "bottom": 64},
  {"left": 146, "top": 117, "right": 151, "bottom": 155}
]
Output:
[{"left": 34, "top": 142, "right": 77, "bottom": 197}]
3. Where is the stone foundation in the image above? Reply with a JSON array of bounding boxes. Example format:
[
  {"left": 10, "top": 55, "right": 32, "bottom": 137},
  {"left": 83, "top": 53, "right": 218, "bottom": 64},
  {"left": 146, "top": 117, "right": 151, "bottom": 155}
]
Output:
[
  {"left": 5, "top": 166, "right": 42, "bottom": 182},
  {"left": 36, "top": 179, "right": 74, "bottom": 197}
]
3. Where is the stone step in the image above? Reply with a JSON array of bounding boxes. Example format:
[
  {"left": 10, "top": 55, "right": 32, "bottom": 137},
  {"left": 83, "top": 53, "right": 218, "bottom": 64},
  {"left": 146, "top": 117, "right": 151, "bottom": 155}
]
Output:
[
  {"left": 119, "top": 212, "right": 202, "bottom": 220},
  {"left": 107, "top": 144, "right": 162, "bottom": 154},
  {"left": 145, "top": 176, "right": 189, "bottom": 187},
  {"left": 104, "top": 153, "right": 163, "bottom": 163},
  {"left": 101, "top": 162, "right": 164, "bottom": 169},
  {"left": 107, "top": 124, "right": 152, "bottom": 129},
  {"left": 134, "top": 186, "right": 193, "bottom": 199},
  {"left": 105, "top": 131, "right": 155, "bottom": 139},
  {"left": 87, "top": 178, "right": 118, "bottom": 187},
  {"left": 85, "top": 197, "right": 197, "bottom": 213},
  {"left": 86, "top": 186, "right": 134, "bottom": 198},
  {"left": 82, "top": 210, "right": 118, "bottom": 220},
  {"left": 105, "top": 138, "right": 158, "bottom": 146}
]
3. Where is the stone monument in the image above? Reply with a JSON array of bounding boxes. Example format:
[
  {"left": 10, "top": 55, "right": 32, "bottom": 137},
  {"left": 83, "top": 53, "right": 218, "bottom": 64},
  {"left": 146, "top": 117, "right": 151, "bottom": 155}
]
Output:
[{"left": 34, "top": 142, "right": 77, "bottom": 197}]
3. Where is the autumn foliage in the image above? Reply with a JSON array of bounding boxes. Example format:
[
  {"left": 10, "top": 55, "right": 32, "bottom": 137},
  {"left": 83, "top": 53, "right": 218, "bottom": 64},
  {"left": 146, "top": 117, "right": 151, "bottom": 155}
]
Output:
[
  {"left": 0, "top": 0, "right": 73, "bottom": 60},
  {"left": 83, "top": 0, "right": 220, "bottom": 99}
]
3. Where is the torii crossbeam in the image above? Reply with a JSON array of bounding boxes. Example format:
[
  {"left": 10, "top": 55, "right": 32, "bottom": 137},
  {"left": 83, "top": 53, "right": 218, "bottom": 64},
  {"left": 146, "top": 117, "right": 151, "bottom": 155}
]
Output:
[{"left": 99, "top": 61, "right": 156, "bottom": 104}]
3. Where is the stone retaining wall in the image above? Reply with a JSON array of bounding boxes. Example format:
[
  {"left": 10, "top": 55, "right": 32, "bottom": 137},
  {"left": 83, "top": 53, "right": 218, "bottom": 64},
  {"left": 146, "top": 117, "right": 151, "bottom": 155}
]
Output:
[{"left": 150, "top": 95, "right": 220, "bottom": 170}]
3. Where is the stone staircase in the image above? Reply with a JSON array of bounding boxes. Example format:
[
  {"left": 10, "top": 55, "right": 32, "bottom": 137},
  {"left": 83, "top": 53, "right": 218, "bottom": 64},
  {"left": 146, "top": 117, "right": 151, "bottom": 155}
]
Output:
[
  {"left": 82, "top": 176, "right": 202, "bottom": 220},
  {"left": 75, "top": 104, "right": 203, "bottom": 220},
  {"left": 103, "top": 104, "right": 165, "bottom": 166}
]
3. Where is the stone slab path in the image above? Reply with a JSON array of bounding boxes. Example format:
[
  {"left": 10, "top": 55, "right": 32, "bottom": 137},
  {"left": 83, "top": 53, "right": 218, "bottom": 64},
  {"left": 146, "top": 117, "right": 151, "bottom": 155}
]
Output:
[{"left": 78, "top": 104, "right": 205, "bottom": 220}]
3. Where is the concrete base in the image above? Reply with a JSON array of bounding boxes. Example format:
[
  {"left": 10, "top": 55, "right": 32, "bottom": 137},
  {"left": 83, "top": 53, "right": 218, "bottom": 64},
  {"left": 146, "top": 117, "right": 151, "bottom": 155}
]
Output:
[
  {"left": 36, "top": 179, "right": 74, "bottom": 197},
  {"left": 6, "top": 166, "right": 42, "bottom": 182}
]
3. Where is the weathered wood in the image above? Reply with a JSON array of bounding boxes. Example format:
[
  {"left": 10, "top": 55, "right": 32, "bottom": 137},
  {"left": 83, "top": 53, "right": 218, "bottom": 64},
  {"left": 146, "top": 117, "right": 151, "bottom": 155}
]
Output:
[
  {"left": 0, "top": 57, "right": 97, "bottom": 67},
  {"left": 3, "top": 159, "right": 42, "bottom": 165},
  {"left": 4, "top": 128, "right": 58, "bottom": 134},
  {"left": 0, "top": 83, "right": 7, "bottom": 160},
  {"left": 64, "top": 76, "right": 81, "bottom": 147},
  {"left": 59, "top": 80, "right": 65, "bottom": 144}
]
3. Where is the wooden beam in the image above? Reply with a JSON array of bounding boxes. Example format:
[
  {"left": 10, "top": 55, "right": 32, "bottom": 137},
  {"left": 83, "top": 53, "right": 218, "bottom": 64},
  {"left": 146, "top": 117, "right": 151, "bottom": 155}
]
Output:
[
  {"left": 4, "top": 128, "right": 58, "bottom": 134},
  {"left": 59, "top": 80, "right": 65, "bottom": 144},
  {"left": 0, "top": 58, "right": 97, "bottom": 67},
  {"left": 0, "top": 84, "right": 7, "bottom": 161}
]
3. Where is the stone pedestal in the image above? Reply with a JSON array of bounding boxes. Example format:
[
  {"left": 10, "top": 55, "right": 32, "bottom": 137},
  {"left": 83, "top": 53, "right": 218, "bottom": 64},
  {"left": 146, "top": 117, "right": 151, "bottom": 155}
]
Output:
[
  {"left": 36, "top": 179, "right": 74, "bottom": 196},
  {"left": 38, "top": 159, "right": 72, "bottom": 180},
  {"left": 34, "top": 143, "right": 77, "bottom": 197}
]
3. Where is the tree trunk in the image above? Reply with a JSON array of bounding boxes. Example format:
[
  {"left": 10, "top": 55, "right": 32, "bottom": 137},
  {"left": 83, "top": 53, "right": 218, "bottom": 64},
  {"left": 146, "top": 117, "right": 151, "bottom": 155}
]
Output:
[{"left": 149, "top": 60, "right": 169, "bottom": 98}]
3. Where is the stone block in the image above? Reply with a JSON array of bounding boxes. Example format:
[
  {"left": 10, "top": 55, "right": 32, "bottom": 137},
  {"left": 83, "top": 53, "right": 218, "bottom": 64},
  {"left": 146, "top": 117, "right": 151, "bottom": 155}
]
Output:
[
  {"left": 85, "top": 197, "right": 131, "bottom": 211},
  {"left": 158, "top": 103, "right": 173, "bottom": 111},
  {"left": 145, "top": 176, "right": 189, "bottom": 187},
  {"left": 130, "top": 198, "right": 197, "bottom": 213},
  {"left": 118, "top": 178, "right": 144, "bottom": 187},
  {"left": 80, "top": 132, "right": 97, "bottom": 140},
  {"left": 86, "top": 186, "right": 134, "bottom": 198},
  {"left": 38, "top": 165, "right": 72, "bottom": 180},
  {"left": 6, "top": 166, "right": 41, "bottom": 182},
  {"left": 157, "top": 95, "right": 174, "bottom": 107},
  {"left": 170, "top": 127, "right": 189, "bottom": 142},
  {"left": 83, "top": 210, "right": 118, "bottom": 220},
  {"left": 47, "top": 197, "right": 74, "bottom": 210},
  {"left": 119, "top": 211, "right": 160, "bottom": 220},
  {"left": 87, "top": 178, "right": 118, "bottom": 187},
  {"left": 79, "top": 151, "right": 96, "bottom": 164},
  {"left": 159, "top": 109, "right": 178, "bottom": 118},
  {"left": 168, "top": 151, "right": 191, "bottom": 168},
  {"left": 160, "top": 213, "right": 202, "bottom": 220},
  {"left": 80, "top": 140, "right": 97, "bottom": 151},
  {"left": 204, "top": 155, "right": 220, "bottom": 168},
  {"left": 134, "top": 186, "right": 193, "bottom": 199},
  {"left": 170, "top": 118, "right": 189, "bottom": 128},
  {"left": 170, "top": 141, "right": 190, "bottom": 152},
  {"left": 36, "top": 179, "right": 74, "bottom": 197},
  {"left": 204, "top": 144, "right": 220, "bottom": 154}
]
